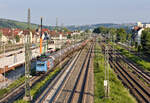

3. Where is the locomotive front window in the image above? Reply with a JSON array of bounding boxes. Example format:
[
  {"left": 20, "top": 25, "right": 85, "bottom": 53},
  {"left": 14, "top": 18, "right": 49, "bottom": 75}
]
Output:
[{"left": 37, "top": 63, "right": 45, "bottom": 66}]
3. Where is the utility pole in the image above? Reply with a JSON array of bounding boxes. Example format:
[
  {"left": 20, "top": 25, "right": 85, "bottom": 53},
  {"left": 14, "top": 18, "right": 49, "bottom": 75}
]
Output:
[
  {"left": 113, "top": 35, "right": 116, "bottom": 62},
  {"left": 56, "top": 17, "right": 58, "bottom": 31},
  {"left": 104, "top": 45, "right": 110, "bottom": 98},
  {"left": 46, "top": 32, "right": 49, "bottom": 53},
  {"left": 12, "top": 29, "right": 14, "bottom": 44},
  {"left": 24, "top": 8, "right": 31, "bottom": 101},
  {"left": 61, "top": 22, "right": 64, "bottom": 32},
  {"left": 40, "top": 17, "right": 43, "bottom": 54},
  {"left": 3, "top": 42, "right": 5, "bottom": 88}
]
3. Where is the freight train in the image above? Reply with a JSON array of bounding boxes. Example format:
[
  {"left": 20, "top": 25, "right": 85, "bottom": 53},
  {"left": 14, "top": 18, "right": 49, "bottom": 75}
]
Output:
[{"left": 35, "top": 40, "right": 88, "bottom": 74}]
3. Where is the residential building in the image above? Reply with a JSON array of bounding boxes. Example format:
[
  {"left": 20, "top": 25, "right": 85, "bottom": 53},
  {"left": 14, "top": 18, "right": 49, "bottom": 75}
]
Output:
[
  {"left": 137, "top": 22, "right": 143, "bottom": 28},
  {"left": 132, "top": 22, "right": 150, "bottom": 45}
]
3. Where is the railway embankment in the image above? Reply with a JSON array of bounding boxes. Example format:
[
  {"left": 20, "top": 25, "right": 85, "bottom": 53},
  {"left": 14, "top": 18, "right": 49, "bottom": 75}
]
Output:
[
  {"left": 94, "top": 43, "right": 137, "bottom": 103},
  {"left": 115, "top": 44, "right": 150, "bottom": 72}
]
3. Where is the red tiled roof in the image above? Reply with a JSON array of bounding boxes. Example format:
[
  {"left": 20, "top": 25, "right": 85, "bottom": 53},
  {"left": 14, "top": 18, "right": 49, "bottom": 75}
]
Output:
[
  {"left": 134, "top": 26, "right": 141, "bottom": 31},
  {"left": 0, "top": 28, "right": 22, "bottom": 37},
  {"left": 1, "top": 28, "right": 12, "bottom": 36},
  {"left": 22, "top": 30, "right": 29, "bottom": 35},
  {"left": 42, "top": 28, "right": 50, "bottom": 33}
]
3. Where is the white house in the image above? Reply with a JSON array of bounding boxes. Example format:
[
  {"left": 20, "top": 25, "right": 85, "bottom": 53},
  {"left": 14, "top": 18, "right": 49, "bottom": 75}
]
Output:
[
  {"left": 1, "top": 34, "right": 8, "bottom": 43},
  {"left": 132, "top": 22, "right": 150, "bottom": 46},
  {"left": 137, "top": 22, "right": 144, "bottom": 28},
  {"left": 134, "top": 28, "right": 144, "bottom": 45}
]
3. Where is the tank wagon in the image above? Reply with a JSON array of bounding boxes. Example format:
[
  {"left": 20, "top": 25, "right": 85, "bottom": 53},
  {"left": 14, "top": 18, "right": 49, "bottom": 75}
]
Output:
[{"left": 35, "top": 40, "right": 88, "bottom": 74}]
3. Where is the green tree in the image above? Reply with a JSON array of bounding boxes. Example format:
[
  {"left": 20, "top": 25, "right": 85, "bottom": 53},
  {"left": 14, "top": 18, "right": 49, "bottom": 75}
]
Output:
[
  {"left": 116, "top": 28, "right": 127, "bottom": 42},
  {"left": 0, "top": 31, "right": 2, "bottom": 40},
  {"left": 8, "top": 40, "right": 12, "bottom": 44},
  {"left": 127, "top": 33, "right": 132, "bottom": 41},
  {"left": 63, "top": 27, "right": 70, "bottom": 33},
  {"left": 141, "top": 28, "right": 150, "bottom": 54},
  {"left": 93, "top": 28, "right": 100, "bottom": 34},
  {"left": 108, "top": 28, "right": 117, "bottom": 41},
  {"left": 15, "top": 35, "right": 20, "bottom": 43},
  {"left": 93, "top": 26, "right": 108, "bottom": 34},
  {"left": 85, "top": 29, "right": 90, "bottom": 33},
  {"left": 0, "top": 31, "right": 3, "bottom": 52},
  {"left": 67, "top": 34, "right": 71, "bottom": 39},
  {"left": 109, "top": 28, "right": 116, "bottom": 35}
]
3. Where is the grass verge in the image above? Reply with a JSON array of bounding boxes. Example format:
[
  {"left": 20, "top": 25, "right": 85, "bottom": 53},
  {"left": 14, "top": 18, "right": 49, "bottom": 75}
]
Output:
[
  {"left": 0, "top": 76, "right": 25, "bottom": 99},
  {"left": 15, "top": 67, "right": 62, "bottom": 103},
  {"left": 94, "top": 43, "right": 137, "bottom": 103}
]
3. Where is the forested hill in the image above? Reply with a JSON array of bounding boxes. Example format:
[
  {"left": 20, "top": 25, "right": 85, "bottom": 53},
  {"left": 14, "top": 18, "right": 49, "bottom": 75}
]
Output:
[
  {"left": 0, "top": 18, "right": 134, "bottom": 30},
  {"left": 0, "top": 18, "right": 52, "bottom": 30},
  {"left": 66, "top": 23, "right": 135, "bottom": 31},
  {"left": 0, "top": 18, "right": 39, "bottom": 29}
]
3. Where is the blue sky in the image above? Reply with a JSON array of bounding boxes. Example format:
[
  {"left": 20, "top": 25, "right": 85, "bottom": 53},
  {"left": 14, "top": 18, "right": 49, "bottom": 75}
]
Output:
[{"left": 0, "top": 0, "right": 150, "bottom": 25}]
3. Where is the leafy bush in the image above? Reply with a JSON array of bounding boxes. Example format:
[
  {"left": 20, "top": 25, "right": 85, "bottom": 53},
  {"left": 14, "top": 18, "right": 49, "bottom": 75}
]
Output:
[{"left": 0, "top": 76, "right": 25, "bottom": 98}]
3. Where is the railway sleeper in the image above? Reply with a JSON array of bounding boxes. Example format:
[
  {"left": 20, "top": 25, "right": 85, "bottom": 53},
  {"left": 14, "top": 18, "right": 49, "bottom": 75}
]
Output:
[
  {"left": 110, "top": 59, "right": 150, "bottom": 102},
  {"left": 109, "top": 60, "right": 147, "bottom": 103}
]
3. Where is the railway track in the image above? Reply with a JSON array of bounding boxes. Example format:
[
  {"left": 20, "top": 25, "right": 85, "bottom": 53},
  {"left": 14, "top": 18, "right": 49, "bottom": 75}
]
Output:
[
  {"left": 70, "top": 43, "right": 94, "bottom": 103},
  {"left": 109, "top": 58, "right": 150, "bottom": 103},
  {"left": 115, "top": 51, "right": 150, "bottom": 85},
  {"left": 100, "top": 42, "right": 150, "bottom": 103},
  {"left": 108, "top": 44, "right": 150, "bottom": 86},
  {"left": 0, "top": 50, "right": 77, "bottom": 103},
  {"left": 36, "top": 42, "right": 94, "bottom": 103},
  {"left": 0, "top": 76, "right": 40, "bottom": 103},
  {"left": 35, "top": 49, "right": 83, "bottom": 103}
]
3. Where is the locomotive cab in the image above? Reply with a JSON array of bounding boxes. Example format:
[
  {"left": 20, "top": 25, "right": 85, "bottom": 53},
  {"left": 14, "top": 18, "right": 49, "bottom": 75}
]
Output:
[{"left": 36, "top": 55, "right": 48, "bottom": 74}]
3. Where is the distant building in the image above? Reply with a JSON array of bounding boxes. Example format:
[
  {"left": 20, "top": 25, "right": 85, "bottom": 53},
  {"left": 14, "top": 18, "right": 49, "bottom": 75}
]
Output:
[
  {"left": 0, "top": 27, "right": 70, "bottom": 46},
  {"left": 0, "top": 28, "right": 22, "bottom": 43},
  {"left": 145, "top": 24, "right": 150, "bottom": 28},
  {"left": 132, "top": 22, "right": 150, "bottom": 45},
  {"left": 134, "top": 28, "right": 144, "bottom": 45},
  {"left": 137, "top": 22, "right": 143, "bottom": 28},
  {"left": 1, "top": 34, "right": 8, "bottom": 43}
]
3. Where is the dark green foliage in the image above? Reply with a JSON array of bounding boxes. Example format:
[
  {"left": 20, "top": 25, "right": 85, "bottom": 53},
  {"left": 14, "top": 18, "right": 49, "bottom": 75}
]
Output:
[
  {"left": 15, "top": 35, "right": 20, "bottom": 42},
  {"left": 67, "top": 34, "right": 71, "bottom": 39},
  {"left": 116, "top": 28, "right": 127, "bottom": 42},
  {"left": 56, "top": 48, "right": 60, "bottom": 51},
  {"left": 127, "top": 33, "right": 132, "bottom": 41},
  {"left": 0, "top": 76, "right": 25, "bottom": 98},
  {"left": 109, "top": 28, "right": 116, "bottom": 35},
  {"left": 62, "top": 27, "right": 70, "bottom": 33},
  {"left": 93, "top": 26, "right": 108, "bottom": 34},
  {"left": 0, "top": 31, "right": 2, "bottom": 39},
  {"left": 93, "top": 27, "right": 127, "bottom": 43},
  {"left": 8, "top": 40, "right": 12, "bottom": 44},
  {"left": 138, "top": 45, "right": 142, "bottom": 52},
  {"left": 141, "top": 28, "right": 150, "bottom": 54},
  {"left": 0, "top": 31, "right": 2, "bottom": 44}
]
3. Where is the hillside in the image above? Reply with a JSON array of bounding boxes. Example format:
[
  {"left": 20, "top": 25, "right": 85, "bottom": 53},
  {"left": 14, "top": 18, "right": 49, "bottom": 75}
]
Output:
[
  {"left": 0, "top": 18, "right": 135, "bottom": 31},
  {"left": 0, "top": 18, "right": 39, "bottom": 29},
  {"left": 66, "top": 23, "right": 135, "bottom": 31}
]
